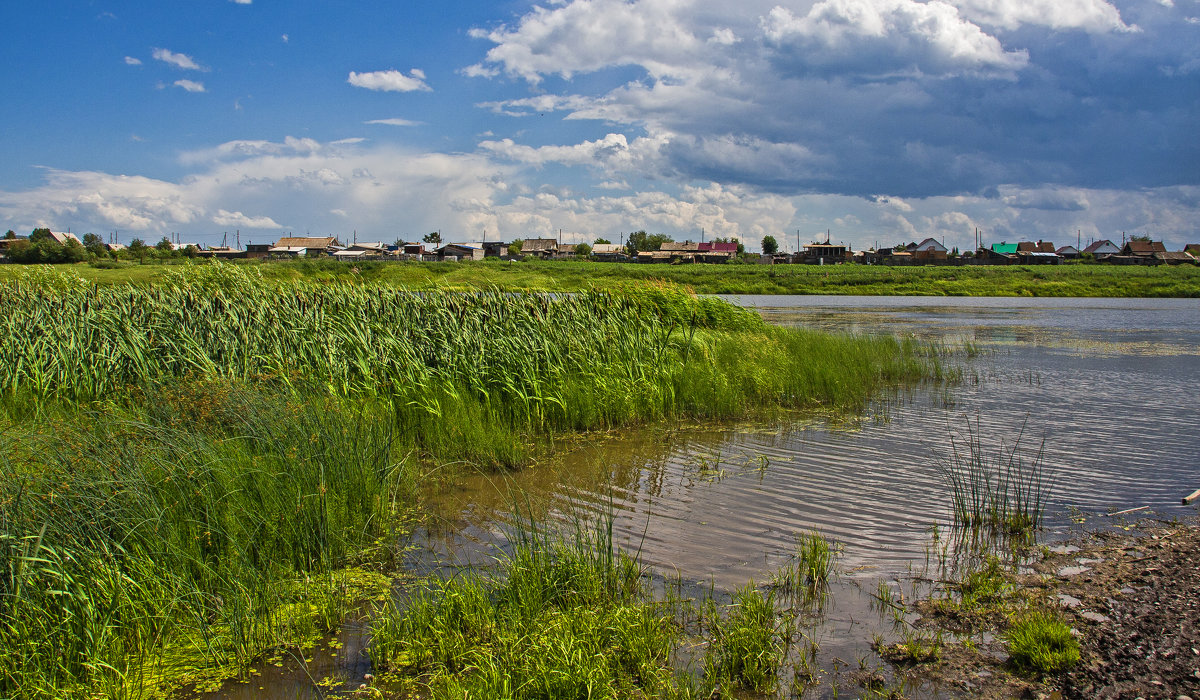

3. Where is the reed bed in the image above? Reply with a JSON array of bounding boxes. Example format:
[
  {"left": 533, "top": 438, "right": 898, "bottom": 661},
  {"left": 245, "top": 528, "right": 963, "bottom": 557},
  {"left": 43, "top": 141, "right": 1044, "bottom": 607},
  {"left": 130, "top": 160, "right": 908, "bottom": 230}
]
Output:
[
  {"left": 0, "top": 265, "right": 939, "bottom": 465},
  {"left": 0, "top": 382, "right": 404, "bottom": 697},
  {"left": 0, "top": 264, "right": 945, "bottom": 697}
]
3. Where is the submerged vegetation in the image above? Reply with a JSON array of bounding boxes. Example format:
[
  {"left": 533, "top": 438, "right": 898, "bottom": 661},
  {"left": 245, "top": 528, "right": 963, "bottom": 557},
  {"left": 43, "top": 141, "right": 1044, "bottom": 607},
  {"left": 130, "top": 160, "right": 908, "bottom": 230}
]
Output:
[{"left": 0, "top": 263, "right": 945, "bottom": 697}]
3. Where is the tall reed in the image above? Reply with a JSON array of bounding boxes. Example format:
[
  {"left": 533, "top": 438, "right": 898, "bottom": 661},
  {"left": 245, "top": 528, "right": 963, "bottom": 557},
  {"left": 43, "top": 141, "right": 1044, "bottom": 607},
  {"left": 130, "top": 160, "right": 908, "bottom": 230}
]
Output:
[{"left": 935, "top": 417, "right": 1054, "bottom": 537}]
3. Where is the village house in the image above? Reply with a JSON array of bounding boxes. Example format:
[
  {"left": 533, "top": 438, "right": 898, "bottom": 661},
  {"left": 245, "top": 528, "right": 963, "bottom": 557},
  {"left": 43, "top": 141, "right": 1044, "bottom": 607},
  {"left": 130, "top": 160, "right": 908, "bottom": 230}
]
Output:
[
  {"left": 591, "top": 243, "right": 626, "bottom": 261},
  {"left": 1121, "top": 240, "right": 1167, "bottom": 258},
  {"left": 1017, "top": 241, "right": 1059, "bottom": 264},
  {"left": 696, "top": 241, "right": 738, "bottom": 263},
  {"left": 436, "top": 243, "right": 485, "bottom": 261},
  {"left": 907, "top": 238, "right": 948, "bottom": 261},
  {"left": 1082, "top": 239, "right": 1120, "bottom": 258},
  {"left": 270, "top": 236, "right": 342, "bottom": 257},
  {"left": 800, "top": 242, "right": 849, "bottom": 264},
  {"left": 1154, "top": 251, "right": 1195, "bottom": 265},
  {"left": 519, "top": 238, "right": 558, "bottom": 259},
  {"left": 1056, "top": 245, "right": 1081, "bottom": 260},
  {"left": 982, "top": 243, "right": 1019, "bottom": 263}
]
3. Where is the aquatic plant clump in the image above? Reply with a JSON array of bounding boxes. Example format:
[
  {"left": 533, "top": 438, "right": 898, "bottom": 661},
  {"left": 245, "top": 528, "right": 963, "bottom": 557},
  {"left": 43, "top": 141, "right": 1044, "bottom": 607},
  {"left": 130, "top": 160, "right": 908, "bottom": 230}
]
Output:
[
  {"left": 935, "top": 417, "right": 1054, "bottom": 538},
  {"left": 1005, "top": 610, "right": 1079, "bottom": 673},
  {"left": 369, "top": 524, "right": 686, "bottom": 699},
  {"left": 0, "top": 265, "right": 947, "bottom": 696}
]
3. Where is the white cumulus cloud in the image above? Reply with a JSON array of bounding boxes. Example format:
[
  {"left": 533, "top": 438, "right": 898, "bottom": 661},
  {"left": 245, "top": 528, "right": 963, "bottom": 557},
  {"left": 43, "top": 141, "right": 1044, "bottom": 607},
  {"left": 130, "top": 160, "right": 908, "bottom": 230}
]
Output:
[
  {"left": 173, "top": 79, "right": 206, "bottom": 93},
  {"left": 365, "top": 118, "right": 423, "bottom": 126},
  {"left": 152, "top": 48, "right": 206, "bottom": 71},
  {"left": 950, "top": 0, "right": 1133, "bottom": 32},
  {"left": 762, "top": 0, "right": 1029, "bottom": 79},
  {"left": 347, "top": 69, "right": 431, "bottom": 92},
  {"left": 213, "top": 210, "right": 281, "bottom": 229}
]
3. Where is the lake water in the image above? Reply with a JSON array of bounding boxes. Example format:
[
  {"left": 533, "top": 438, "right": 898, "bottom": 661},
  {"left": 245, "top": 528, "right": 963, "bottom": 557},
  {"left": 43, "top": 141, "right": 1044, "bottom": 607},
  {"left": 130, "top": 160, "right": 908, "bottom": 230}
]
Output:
[
  {"left": 425, "top": 295, "right": 1200, "bottom": 585},
  {"left": 212, "top": 295, "right": 1200, "bottom": 698}
]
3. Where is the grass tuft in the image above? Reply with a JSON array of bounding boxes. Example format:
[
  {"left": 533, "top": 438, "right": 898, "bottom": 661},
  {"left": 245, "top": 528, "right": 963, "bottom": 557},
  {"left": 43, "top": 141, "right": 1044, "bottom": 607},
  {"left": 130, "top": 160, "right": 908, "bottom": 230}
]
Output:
[{"left": 1005, "top": 610, "right": 1079, "bottom": 674}]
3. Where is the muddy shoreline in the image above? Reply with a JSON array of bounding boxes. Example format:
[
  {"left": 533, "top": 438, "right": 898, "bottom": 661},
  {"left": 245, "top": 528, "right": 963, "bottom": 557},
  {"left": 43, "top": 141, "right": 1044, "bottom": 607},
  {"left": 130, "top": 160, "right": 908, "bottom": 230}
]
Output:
[{"left": 888, "top": 515, "right": 1200, "bottom": 699}]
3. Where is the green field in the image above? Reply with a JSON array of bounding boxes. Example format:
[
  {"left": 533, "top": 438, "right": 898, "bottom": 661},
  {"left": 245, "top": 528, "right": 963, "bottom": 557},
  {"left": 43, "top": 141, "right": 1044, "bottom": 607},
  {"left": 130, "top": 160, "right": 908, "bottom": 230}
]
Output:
[{"left": 3, "top": 257, "right": 1198, "bottom": 296}]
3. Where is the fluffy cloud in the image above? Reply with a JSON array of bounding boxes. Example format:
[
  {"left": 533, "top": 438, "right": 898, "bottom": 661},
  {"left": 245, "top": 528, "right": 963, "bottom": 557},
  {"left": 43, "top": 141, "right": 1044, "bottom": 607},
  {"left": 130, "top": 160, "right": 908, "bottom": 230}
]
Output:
[
  {"left": 951, "top": 0, "right": 1132, "bottom": 32},
  {"left": 466, "top": 0, "right": 707, "bottom": 82},
  {"left": 762, "top": 0, "right": 1028, "bottom": 79},
  {"left": 0, "top": 168, "right": 203, "bottom": 232},
  {"left": 464, "top": 0, "right": 1197, "bottom": 204},
  {"left": 213, "top": 210, "right": 280, "bottom": 229},
  {"left": 151, "top": 48, "right": 206, "bottom": 71},
  {"left": 364, "top": 118, "right": 423, "bottom": 126},
  {"left": 172, "top": 79, "right": 206, "bottom": 93},
  {"left": 347, "top": 69, "right": 431, "bottom": 92}
]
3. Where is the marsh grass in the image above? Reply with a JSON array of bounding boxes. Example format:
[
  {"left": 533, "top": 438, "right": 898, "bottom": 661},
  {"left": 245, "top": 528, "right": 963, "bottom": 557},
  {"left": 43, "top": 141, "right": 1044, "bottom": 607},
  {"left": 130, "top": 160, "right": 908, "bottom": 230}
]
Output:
[
  {"left": 1005, "top": 610, "right": 1079, "bottom": 674},
  {"left": 0, "top": 266, "right": 941, "bottom": 469},
  {"left": 12, "top": 258, "right": 1199, "bottom": 298},
  {"left": 369, "top": 517, "right": 688, "bottom": 699},
  {"left": 0, "top": 266, "right": 947, "bottom": 696},
  {"left": 936, "top": 417, "right": 1054, "bottom": 539},
  {"left": 0, "top": 381, "right": 405, "bottom": 697},
  {"left": 772, "top": 531, "right": 838, "bottom": 612}
]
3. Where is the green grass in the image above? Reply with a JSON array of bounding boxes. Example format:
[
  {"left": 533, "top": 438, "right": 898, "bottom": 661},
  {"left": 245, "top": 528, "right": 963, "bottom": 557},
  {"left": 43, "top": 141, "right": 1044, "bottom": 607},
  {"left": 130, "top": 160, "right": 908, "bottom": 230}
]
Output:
[
  {"left": 369, "top": 519, "right": 690, "bottom": 699},
  {"left": 0, "top": 381, "right": 406, "bottom": 697},
  {"left": 704, "top": 584, "right": 783, "bottom": 693},
  {"left": 1006, "top": 610, "right": 1079, "bottom": 674},
  {"left": 0, "top": 265, "right": 942, "bottom": 468},
  {"left": 2, "top": 257, "right": 1198, "bottom": 296},
  {"left": 0, "top": 264, "right": 949, "bottom": 697}
]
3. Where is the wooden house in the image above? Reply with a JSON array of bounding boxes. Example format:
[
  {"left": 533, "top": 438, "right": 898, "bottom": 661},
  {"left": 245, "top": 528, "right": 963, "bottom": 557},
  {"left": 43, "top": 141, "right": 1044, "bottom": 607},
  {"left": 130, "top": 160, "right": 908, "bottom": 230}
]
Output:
[
  {"left": 1082, "top": 240, "right": 1120, "bottom": 258},
  {"left": 519, "top": 238, "right": 559, "bottom": 259}
]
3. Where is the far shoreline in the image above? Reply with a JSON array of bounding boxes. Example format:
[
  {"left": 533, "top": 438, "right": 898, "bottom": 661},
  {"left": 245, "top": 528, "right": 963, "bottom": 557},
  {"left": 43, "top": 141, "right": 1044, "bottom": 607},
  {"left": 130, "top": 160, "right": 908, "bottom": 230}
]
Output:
[{"left": 1, "top": 257, "right": 1199, "bottom": 298}]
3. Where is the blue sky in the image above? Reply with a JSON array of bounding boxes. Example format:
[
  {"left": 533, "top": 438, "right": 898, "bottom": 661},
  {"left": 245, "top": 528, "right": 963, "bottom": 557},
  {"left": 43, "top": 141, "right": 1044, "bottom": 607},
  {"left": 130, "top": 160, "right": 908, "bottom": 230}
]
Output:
[{"left": 1, "top": 0, "right": 1197, "bottom": 252}]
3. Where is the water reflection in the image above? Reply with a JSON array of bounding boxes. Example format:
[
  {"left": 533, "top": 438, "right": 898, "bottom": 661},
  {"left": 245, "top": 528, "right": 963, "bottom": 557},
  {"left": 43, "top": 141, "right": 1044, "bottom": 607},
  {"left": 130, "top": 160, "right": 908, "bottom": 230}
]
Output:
[{"left": 209, "top": 295, "right": 1200, "bottom": 698}]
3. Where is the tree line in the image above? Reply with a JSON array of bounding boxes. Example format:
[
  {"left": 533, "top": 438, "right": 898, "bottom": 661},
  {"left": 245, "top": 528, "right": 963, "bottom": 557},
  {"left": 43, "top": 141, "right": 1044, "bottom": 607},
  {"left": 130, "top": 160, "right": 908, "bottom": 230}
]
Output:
[{"left": 2, "top": 229, "right": 200, "bottom": 264}]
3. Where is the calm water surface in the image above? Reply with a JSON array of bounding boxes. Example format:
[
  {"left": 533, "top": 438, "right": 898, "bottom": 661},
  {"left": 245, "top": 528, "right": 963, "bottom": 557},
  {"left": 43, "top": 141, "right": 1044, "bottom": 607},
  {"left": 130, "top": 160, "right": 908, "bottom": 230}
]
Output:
[
  {"left": 426, "top": 295, "right": 1200, "bottom": 584},
  {"left": 214, "top": 295, "right": 1200, "bottom": 698}
]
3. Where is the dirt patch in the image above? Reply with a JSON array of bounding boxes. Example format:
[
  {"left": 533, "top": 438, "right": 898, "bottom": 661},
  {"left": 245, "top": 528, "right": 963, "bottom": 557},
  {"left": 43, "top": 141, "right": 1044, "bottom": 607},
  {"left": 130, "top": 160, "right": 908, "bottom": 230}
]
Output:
[{"left": 880, "top": 515, "right": 1200, "bottom": 699}]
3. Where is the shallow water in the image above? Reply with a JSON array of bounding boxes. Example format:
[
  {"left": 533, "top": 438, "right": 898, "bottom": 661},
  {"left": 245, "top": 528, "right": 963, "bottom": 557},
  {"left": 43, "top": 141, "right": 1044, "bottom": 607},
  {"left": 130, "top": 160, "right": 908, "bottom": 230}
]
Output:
[{"left": 208, "top": 295, "right": 1200, "bottom": 698}]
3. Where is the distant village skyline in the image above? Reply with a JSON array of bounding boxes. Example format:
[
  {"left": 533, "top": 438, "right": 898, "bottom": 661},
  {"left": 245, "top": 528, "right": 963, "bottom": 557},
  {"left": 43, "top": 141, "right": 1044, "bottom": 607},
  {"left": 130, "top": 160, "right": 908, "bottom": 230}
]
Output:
[{"left": 2, "top": 1, "right": 1197, "bottom": 254}]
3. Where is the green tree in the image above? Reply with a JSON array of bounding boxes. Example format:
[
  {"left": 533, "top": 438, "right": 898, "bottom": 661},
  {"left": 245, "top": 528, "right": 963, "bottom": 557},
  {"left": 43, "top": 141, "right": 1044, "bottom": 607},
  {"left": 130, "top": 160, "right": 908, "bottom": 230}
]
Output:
[
  {"left": 575, "top": 242, "right": 592, "bottom": 258},
  {"left": 423, "top": 231, "right": 442, "bottom": 244},
  {"left": 128, "top": 238, "right": 149, "bottom": 262},
  {"left": 82, "top": 233, "right": 108, "bottom": 258},
  {"left": 29, "top": 228, "right": 53, "bottom": 243},
  {"left": 62, "top": 238, "right": 87, "bottom": 263},
  {"left": 626, "top": 230, "right": 672, "bottom": 255},
  {"left": 593, "top": 237, "right": 611, "bottom": 245},
  {"left": 3, "top": 230, "right": 15, "bottom": 239},
  {"left": 156, "top": 236, "right": 174, "bottom": 255},
  {"left": 507, "top": 241, "right": 522, "bottom": 257},
  {"left": 761, "top": 235, "right": 779, "bottom": 256}
]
